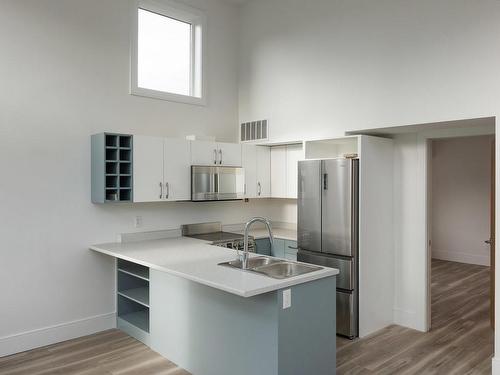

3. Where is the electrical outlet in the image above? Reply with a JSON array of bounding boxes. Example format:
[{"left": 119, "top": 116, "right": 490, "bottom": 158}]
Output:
[
  {"left": 134, "top": 216, "right": 143, "bottom": 228},
  {"left": 283, "top": 289, "right": 291, "bottom": 309}
]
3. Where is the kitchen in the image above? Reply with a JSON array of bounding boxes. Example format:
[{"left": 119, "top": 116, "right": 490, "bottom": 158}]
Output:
[{"left": 1, "top": 0, "right": 499, "bottom": 374}]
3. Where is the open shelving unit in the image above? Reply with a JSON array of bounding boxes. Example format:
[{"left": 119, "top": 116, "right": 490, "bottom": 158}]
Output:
[
  {"left": 91, "top": 133, "right": 133, "bottom": 203},
  {"left": 116, "top": 259, "right": 150, "bottom": 345}
]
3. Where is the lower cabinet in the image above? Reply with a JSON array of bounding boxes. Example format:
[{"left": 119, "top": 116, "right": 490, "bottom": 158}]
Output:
[
  {"left": 255, "top": 238, "right": 271, "bottom": 256},
  {"left": 116, "top": 259, "right": 150, "bottom": 345},
  {"left": 284, "top": 240, "right": 298, "bottom": 261},
  {"left": 255, "top": 238, "right": 297, "bottom": 261}
]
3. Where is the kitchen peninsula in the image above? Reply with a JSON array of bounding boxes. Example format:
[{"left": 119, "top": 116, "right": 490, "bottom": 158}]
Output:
[{"left": 90, "top": 235, "right": 338, "bottom": 375}]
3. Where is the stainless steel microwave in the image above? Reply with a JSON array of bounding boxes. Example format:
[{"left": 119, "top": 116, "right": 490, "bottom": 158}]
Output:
[{"left": 191, "top": 166, "right": 245, "bottom": 201}]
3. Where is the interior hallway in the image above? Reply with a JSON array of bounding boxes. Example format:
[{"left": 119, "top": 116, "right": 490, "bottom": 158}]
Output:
[{"left": 337, "top": 259, "right": 493, "bottom": 374}]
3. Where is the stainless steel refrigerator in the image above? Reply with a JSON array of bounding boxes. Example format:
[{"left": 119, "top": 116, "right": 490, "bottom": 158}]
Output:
[{"left": 297, "top": 158, "right": 359, "bottom": 339}]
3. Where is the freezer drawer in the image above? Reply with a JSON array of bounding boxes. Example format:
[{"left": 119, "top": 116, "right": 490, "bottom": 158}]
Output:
[
  {"left": 297, "top": 250, "right": 355, "bottom": 290},
  {"left": 337, "top": 290, "right": 357, "bottom": 338}
]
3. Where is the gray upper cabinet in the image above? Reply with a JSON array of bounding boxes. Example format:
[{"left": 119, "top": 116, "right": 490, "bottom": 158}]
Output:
[{"left": 91, "top": 133, "right": 133, "bottom": 204}]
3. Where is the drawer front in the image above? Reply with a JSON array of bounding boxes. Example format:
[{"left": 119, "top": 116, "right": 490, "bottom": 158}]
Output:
[
  {"left": 336, "top": 290, "right": 357, "bottom": 338},
  {"left": 297, "top": 251, "right": 355, "bottom": 291}
]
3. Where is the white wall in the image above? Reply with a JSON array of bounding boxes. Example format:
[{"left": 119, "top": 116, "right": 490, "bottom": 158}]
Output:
[
  {"left": 239, "top": 0, "right": 500, "bottom": 141},
  {"left": 431, "top": 136, "right": 493, "bottom": 266},
  {"left": 0, "top": 0, "right": 293, "bottom": 356}
]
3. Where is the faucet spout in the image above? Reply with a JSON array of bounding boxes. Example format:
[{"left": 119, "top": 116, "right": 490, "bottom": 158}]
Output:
[{"left": 242, "top": 217, "right": 274, "bottom": 269}]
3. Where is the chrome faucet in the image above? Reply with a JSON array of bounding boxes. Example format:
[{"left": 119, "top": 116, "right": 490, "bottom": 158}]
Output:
[{"left": 241, "top": 217, "right": 274, "bottom": 270}]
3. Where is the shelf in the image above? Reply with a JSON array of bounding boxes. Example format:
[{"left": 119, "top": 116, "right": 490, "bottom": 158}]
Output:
[
  {"left": 118, "top": 310, "right": 149, "bottom": 333},
  {"left": 118, "top": 264, "right": 149, "bottom": 281},
  {"left": 118, "top": 287, "right": 149, "bottom": 307}
]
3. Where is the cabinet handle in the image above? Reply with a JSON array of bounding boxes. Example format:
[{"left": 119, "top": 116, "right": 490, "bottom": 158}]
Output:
[
  {"left": 165, "top": 182, "right": 170, "bottom": 199},
  {"left": 159, "top": 182, "right": 163, "bottom": 199},
  {"left": 219, "top": 149, "right": 223, "bottom": 165},
  {"left": 288, "top": 245, "right": 298, "bottom": 250},
  {"left": 213, "top": 149, "right": 218, "bottom": 164},
  {"left": 257, "top": 182, "right": 262, "bottom": 196}
]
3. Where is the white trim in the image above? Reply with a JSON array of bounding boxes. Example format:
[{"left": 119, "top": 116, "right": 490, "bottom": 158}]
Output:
[
  {"left": 129, "top": 0, "right": 207, "bottom": 105},
  {"left": 0, "top": 312, "right": 116, "bottom": 357},
  {"left": 492, "top": 357, "right": 500, "bottom": 375},
  {"left": 432, "top": 251, "right": 490, "bottom": 267}
]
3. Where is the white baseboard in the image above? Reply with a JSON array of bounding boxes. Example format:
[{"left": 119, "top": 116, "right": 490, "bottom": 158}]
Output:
[
  {"left": 432, "top": 250, "right": 490, "bottom": 266},
  {"left": 492, "top": 357, "right": 500, "bottom": 375},
  {"left": 0, "top": 312, "right": 116, "bottom": 357}
]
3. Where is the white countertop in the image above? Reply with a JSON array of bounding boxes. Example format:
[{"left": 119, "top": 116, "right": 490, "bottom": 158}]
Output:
[
  {"left": 90, "top": 236, "right": 337, "bottom": 298},
  {"left": 235, "top": 227, "right": 297, "bottom": 241}
]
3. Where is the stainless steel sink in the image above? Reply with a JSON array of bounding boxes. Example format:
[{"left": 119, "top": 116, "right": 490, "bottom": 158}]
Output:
[
  {"left": 253, "top": 262, "right": 323, "bottom": 279},
  {"left": 221, "top": 256, "right": 282, "bottom": 270},
  {"left": 219, "top": 256, "right": 323, "bottom": 279}
]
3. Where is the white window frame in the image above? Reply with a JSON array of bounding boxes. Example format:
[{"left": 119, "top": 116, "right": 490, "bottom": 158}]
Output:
[{"left": 130, "top": 0, "right": 206, "bottom": 105}]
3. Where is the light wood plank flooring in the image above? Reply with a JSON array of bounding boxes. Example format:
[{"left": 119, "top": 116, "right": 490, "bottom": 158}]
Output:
[
  {"left": 0, "top": 259, "right": 492, "bottom": 374},
  {"left": 0, "top": 329, "right": 190, "bottom": 375},
  {"left": 337, "top": 259, "right": 493, "bottom": 374}
]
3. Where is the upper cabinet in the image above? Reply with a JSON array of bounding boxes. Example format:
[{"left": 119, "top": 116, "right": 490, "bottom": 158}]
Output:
[
  {"left": 285, "top": 144, "right": 303, "bottom": 199},
  {"left": 133, "top": 135, "right": 164, "bottom": 203},
  {"left": 191, "top": 141, "right": 241, "bottom": 166},
  {"left": 91, "top": 133, "right": 133, "bottom": 204},
  {"left": 133, "top": 136, "right": 191, "bottom": 203},
  {"left": 92, "top": 132, "right": 301, "bottom": 204},
  {"left": 242, "top": 145, "right": 257, "bottom": 198},
  {"left": 271, "top": 146, "right": 287, "bottom": 198},
  {"left": 163, "top": 138, "right": 191, "bottom": 201},
  {"left": 256, "top": 146, "right": 271, "bottom": 198},
  {"left": 242, "top": 145, "right": 271, "bottom": 198},
  {"left": 270, "top": 143, "right": 304, "bottom": 199}
]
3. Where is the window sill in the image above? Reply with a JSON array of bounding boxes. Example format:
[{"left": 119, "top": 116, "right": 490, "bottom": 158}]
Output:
[{"left": 130, "top": 86, "right": 206, "bottom": 106}]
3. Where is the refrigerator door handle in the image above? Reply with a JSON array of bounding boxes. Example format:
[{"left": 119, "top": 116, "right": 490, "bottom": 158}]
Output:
[{"left": 323, "top": 173, "right": 328, "bottom": 190}]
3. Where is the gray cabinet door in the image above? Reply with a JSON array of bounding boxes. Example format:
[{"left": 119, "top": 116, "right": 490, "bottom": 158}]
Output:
[
  {"left": 272, "top": 238, "right": 285, "bottom": 258},
  {"left": 321, "top": 159, "right": 357, "bottom": 256},
  {"left": 297, "top": 160, "right": 322, "bottom": 252},
  {"left": 255, "top": 238, "right": 271, "bottom": 256},
  {"left": 284, "top": 240, "right": 298, "bottom": 261}
]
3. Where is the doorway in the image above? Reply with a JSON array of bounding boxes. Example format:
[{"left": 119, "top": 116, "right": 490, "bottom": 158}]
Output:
[{"left": 428, "top": 135, "right": 495, "bottom": 334}]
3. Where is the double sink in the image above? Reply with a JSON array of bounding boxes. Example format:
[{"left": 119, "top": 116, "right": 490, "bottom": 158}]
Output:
[{"left": 219, "top": 256, "right": 322, "bottom": 279}]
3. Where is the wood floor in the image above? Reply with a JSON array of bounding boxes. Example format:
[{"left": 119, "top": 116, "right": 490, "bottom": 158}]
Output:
[
  {"left": 0, "top": 259, "right": 493, "bottom": 374},
  {"left": 337, "top": 259, "right": 493, "bottom": 374},
  {"left": 0, "top": 329, "right": 190, "bottom": 375}
]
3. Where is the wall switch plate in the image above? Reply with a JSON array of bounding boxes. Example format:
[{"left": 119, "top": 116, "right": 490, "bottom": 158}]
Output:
[
  {"left": 283, "top": 289, "right": 291, "bottom": 309},
  {"left": 134, "top": 216, "right": 143, "bottom": 228}
]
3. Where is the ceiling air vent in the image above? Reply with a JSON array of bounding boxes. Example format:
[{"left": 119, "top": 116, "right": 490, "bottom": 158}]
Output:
[{"left": 240, "top": 120, "right": 269, "bottom": 143}]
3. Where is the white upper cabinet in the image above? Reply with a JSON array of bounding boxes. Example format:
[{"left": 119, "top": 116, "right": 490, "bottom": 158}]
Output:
[
  {"left": 270, "top": 143, "right": 303, "bottom": 199},
  {"left": 242, "top": 145, "right": 257, "bottom": 198},
  {"left": 191, "top": 141, "right": 218, "bottom": 166},
  {"left": 191, "top": 141, "right": 242, "bottom": 166},
  {"left": 217, "top": 142, "right": 242, "bottom": 166},
  {"left": 163, "top": 138, "right": 191, "bottom": 201},
  {"left": 271, "top": 146, "right": 287, "bottom": 198},
  {"left": 242, "top": 145, "right": 271, "bottom": 198},
  {"left": 285, "top": 144, "right": 303, "bottom": 199},
  {"left": 134, "top": 136, "right": 191, "bottom": 202},
  {"left": 133, "top": 135, "right": 164, "bottom": 202},
  {"left": 256, "top": 146, "right": 271, "bottom": 198}
]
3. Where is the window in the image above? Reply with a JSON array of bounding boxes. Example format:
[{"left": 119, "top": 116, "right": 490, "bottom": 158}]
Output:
[{"left": 130, "top": 0, "right": 205, "bottom": 105}]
